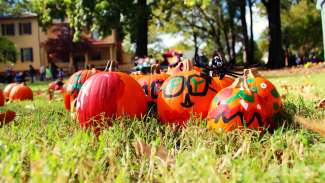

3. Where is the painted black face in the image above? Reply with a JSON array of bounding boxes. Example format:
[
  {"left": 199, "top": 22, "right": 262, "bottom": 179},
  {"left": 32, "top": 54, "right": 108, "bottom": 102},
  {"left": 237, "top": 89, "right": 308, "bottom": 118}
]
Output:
[
  {"left": 162, "top": 74, "right": 217, "bottom": 108},
  {"left": 142, "top": 79, "right": 165, "bottom": 99}
]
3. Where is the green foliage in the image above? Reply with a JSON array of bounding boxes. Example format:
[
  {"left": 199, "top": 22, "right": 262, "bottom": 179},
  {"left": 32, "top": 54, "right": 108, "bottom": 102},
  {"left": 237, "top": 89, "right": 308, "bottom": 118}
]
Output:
[
  {"left": 0, "top": 37, "right": 17, "bottom": 63},
  {"left": 281, "top": 0, "right": 322, "bottom": 56}
]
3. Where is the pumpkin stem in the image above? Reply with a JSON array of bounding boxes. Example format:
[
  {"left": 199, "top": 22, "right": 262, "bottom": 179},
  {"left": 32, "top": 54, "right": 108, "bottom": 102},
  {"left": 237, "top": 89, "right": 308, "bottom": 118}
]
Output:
[
  {"left": 227, "top": 77, "right": 252, "bottom": 92},
  {"left": 243, "top": 68, "right": 261, "bottom": 78}
]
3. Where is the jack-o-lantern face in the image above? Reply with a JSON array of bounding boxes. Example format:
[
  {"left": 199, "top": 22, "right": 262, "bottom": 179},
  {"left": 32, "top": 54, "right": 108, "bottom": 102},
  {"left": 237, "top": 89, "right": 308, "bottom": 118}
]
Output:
[
  {"left": 137, "top": 73, "right": 169, "bottom": 103},
  {"left": 157, "top": 70, "right": 219, "bottom": 125},
  {"left": 207, "top": 87, "right": 267, "bottom": 132}
]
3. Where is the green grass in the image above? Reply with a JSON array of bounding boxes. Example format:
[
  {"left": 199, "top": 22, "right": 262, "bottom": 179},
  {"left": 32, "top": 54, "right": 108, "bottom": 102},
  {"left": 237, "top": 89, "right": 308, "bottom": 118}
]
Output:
[{"left": 0, "top": 72, "right": 325, "bottom": 182}]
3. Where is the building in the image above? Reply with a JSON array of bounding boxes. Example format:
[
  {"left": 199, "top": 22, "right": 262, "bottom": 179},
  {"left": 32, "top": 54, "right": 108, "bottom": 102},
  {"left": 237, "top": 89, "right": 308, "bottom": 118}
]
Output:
[
  {"left": 317, "top": 0, "right": 325, "bottom": 59},
  {"left": 0, "top": 13, "right": 132, "bottom": 73}
]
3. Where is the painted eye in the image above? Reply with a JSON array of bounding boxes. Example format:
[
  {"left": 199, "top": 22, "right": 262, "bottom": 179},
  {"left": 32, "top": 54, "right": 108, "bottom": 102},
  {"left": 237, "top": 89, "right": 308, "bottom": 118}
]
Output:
[{"left": 260, "top": 83, "right": 267, "bottom": 89}]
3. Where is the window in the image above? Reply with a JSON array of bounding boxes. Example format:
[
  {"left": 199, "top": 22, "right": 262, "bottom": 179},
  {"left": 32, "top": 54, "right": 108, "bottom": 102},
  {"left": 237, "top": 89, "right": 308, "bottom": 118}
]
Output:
[
  {"left": 1, "top": 24, "right": 15, "bottom": 36},
  {"left": 20, "top": 48, "right": 33, "bottom": 62},
  {"left": 19, "top": 22, "right": 32, "bottom": 35},
  {"left": 90, "top": 51, "right": 102, "bottom": 61}
]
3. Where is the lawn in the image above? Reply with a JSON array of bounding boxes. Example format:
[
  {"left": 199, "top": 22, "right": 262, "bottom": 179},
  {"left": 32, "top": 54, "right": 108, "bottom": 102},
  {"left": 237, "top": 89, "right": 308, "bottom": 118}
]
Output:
[{"left": 0, "top": 69, "right": 325, "bottom": 182}]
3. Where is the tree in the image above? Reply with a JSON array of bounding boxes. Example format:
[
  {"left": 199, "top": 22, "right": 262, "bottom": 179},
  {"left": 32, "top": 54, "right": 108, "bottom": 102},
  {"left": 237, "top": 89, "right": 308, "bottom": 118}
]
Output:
[
  {"left": 239, "top": 0, "right": 251, "bottom": 66},
  {"left": 281, "top": 0, "right": 322, "bottom": 58},
  {"left": 32, "top": 0, "right": 161, "bottom": 58},
  {"left": 42, "top": 24, "right": 91, "bottom": 71},
  {"left": 0, "top": 37, "right": 17, "bottom": 63},
  {"left": 262, "top": 0, "right": 284, "bottom": 69}
]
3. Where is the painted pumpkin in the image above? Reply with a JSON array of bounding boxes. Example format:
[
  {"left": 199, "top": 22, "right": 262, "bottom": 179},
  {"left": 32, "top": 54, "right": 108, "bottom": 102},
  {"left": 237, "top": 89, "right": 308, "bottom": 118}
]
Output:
[
  {"left": 213, "top": 76, "right": 235, "bottom": 92},
  {"left": 76, "top": 71, "right": 148, "bottom": 129},
  {"left": 3, "top": 83, "right": 18, "bottom": 100},
  {"left": 65, "top": 69, "right": 99, "bottom": 110},
  {"left": 0, "top": 110, "right": 16, "bottom": 126},
  {"left": 137, "top": 65, "right": 169, "bottom": 105},
  {"left": 9, "top": 84, "right": 33, "bottom": 101},
  {"left": 207, "top": 78, "right": 268, "bottom": 132},
  {"left": 157, "top": 60, "right": 219, "bottom": 125},
  {"left": 245, "top": 69, "right": 282, "bottom": 118},
  {"left": 0, "top": 90, "right": 4, "bottom": 106}
]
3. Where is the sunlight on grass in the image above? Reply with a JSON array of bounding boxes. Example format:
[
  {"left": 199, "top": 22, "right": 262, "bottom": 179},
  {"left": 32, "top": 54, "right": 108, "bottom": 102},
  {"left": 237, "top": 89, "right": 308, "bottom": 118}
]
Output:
[{"left": 0, "top": 72, "right": 324, "bottom": 182}]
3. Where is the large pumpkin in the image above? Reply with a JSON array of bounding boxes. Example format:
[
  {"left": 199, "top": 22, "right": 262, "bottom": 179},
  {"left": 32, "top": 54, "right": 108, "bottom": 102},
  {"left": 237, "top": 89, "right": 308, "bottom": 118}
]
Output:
[
  {"left": 137, "top": 65, "right": 169, "bottom": 105},
  {"left": 157, "top": 60, "right": 219, "bottom": 125},
  {"left": 245, "top": 69, "right": 282, "bottom": 119},
  {"left": 207, "top": 78, "right": 268, "bottom": 132},
  {"left": 65, "top": 69, "right": 99, "bottom": 110},
  {"left": 213, "top": 76, "right": 235, "bottom": 92},
  {"left": 9, "top": 84, "right": 33, "bottom": 101},
  {"left": 0, "top": 90, "right": 4, "bottom": 106},
  {"left": 3, "top": 83, "right": 18, "bottom": 100},
  {"left": 76, "top": 71, "right": 148, "bottom": 129}
]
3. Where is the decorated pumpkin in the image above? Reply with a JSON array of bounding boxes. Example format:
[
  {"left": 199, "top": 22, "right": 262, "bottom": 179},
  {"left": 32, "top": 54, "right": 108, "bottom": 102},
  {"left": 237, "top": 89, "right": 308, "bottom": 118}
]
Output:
[
  {"left": 207, "top": 78, "right": 269, "bottom": 132},
  {"left": 65, "top": 69, "right": 99, "bottom": 110},
  {"left": 213, "top": 76, "right": 235, "bottom": 92},
  {"left": 9, "top": 84, "right": 33, "bottom": 101},
  {"left": 137, "top": 65, "right": 169, "bottom": 105},
  {"left": 0, "top": 90, "right": 4, "bottom": 106},
  {"left": 244, "top": 69, "right": 282, "bottom": 119},
  {"left": 157, "top": 60, "right": 219, "bottom": 125},
  {"left": 3, "top": 83, "right": 18, "bottom": 100},
  {"left": 76, "top": 61, "right": 147, "bottom": 130},
  {"left": 0, "top": 110, "right": 16, "bottom": 126}
]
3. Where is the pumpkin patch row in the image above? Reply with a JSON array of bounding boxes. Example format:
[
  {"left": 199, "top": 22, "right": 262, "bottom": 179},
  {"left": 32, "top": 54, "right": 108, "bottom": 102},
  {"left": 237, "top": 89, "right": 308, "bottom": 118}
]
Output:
[{"left": 61, "top": 61, "right": 281, "bottom": 134}]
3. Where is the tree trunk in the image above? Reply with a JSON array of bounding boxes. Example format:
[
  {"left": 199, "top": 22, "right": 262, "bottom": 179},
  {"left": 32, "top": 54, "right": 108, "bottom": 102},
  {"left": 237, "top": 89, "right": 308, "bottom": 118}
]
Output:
[
  {"left": 248, "top": 0, "right": 254, "bottom": 64},
  {"left": 263, "top": 0, "right": 283, "bottom": 69},
  {"left": 135, "top": 0, "right": 148, "bottom": 57},
  {"left": 239, "top": 0, "right": 251, "bottom": 66}
]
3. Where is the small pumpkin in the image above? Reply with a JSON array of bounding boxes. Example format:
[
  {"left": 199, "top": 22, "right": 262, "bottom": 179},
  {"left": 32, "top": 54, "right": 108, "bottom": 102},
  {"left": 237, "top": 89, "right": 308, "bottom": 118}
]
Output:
[
  {"left": 207, "top": 78, "right": 268, "bottom": 132},
  {"left": 0, "top": 110, "right": 16, "bottom": 126},
  {"left": 76, "top": 61, "right": 148, "bottom": 130},
  {"left": 3, "top": 83, "right": 18, "bottom": 100},
  {"left": 48, "top": 80, "right": 65, "bottom": 100},
  {"left": 137, "top": 64, "right": 169, "bottom": 105},
  {"left": 9, "top": 84, "right": 33, "bottom": 101},
  {"left": 0, "top": 90, "right": 4, "bottom": 106},
  {"left": 244, "top": 69, "right": 282, "bottom": 118},
  {"left": 157, "top": 60, "right": 219, "bottom": 125}
]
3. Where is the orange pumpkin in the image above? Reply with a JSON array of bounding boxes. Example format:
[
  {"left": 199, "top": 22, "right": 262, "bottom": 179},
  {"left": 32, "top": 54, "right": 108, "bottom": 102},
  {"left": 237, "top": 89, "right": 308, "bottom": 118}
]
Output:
[
  {"left": 213, "top": 76, "right": 235, "bottom": 92},
  {"left": 9, "top": 84, "right": 33, "bottom": 101},
  {"left": 0, "top": 110, "right": 16, "bottom": 126},
  {"left": 65, "top": 69, "right": 99, "bottom": 110},
  {"left": 0, "top": 90, "right": 4, "bottom": 106},
  {"left": 76, "top": 62, "right": 147, "bottom": 131},
  {"left": 157, "top": 60, "right": 219, "bottom": 125},
  {"left": 137, "top": 65, "right": 169, "bottom": 105},
  {"left": 207, "top": 78, "right": 268, "bottom": 132},
  {"left": 3, "top": 83, "right": 18, "bottom": 100},
  {"left": 245, "top": 69, "right": 282, "bottom": 117}
]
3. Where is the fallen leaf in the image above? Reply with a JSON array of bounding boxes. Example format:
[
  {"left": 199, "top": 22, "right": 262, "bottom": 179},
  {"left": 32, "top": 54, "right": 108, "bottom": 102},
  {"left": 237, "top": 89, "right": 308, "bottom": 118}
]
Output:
[{"left": 132, "top": 139, "right": 175, "bottom": 165}]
